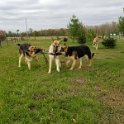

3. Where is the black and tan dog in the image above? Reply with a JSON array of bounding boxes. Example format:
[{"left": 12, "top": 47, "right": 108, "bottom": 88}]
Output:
[
  {"left": 61, "top": 44, "right": 94, "bottom": 70},
  {"left": 17, "top": 43, "right": 43, "bottom": 70}
]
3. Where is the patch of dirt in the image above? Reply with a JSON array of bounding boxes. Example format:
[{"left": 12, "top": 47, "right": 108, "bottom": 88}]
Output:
[
  {"left": 99, "top": 91, "right": 124, "bottom": 124},
  {"left": 71, "top": 77, "right": 86, "bottom": 85},
  {"left": 94, "top": 85, "right": 102, "bottom": 91},
  {"left": 32, "top": 93, "right": 48, "bottom": 100},
  {"left": 101, "top": 91, "right": 124, "bottom": 109},
  {"left": 28, "top": 104, "right": 38, "bottom": 111}
]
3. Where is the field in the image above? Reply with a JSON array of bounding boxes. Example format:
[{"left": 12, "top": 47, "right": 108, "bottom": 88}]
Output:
[{"left": 0, "top": 38, "right": 124, "bottom": 124}]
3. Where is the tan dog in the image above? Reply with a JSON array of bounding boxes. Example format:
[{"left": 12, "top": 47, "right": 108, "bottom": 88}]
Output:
[
  {"left": 48, "top": 39, "right": 62, "bottom": 73},
  {"left": 93, "top": 36, "right": 102, "bottom": 50},
  {"left": 17, "top": 43, "right": 43, "bottom": 70}
]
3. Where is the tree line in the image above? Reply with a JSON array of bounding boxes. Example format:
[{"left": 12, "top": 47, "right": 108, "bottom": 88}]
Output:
[
  {"left": 5, "top": 22, "right": 120, "bottom": 38},
  {"left": 0, "top": 13, "right": 124, "bottom": 46}
]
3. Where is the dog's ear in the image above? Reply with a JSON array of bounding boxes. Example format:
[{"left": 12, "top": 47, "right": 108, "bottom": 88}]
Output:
[
  {"left": 28, "top": 43, "right": 31, "bottom": 46},
  {"left": 62, "top": 43, "right": 68, "bottom": 49},
  {"left": 58, "top": 39, "right": 62, "bottom": 44},
  {"left": 56, "top": 36, "right": 60, "bottom": 40},
  {"left": 51, "top": 37, "right": 55, "bottom": 43},
  {"left": 60, "top": 42, "right": 67, "bottom": 51},
  {"left": 63, "top": 43, "right": 67, "bottom": 46}
]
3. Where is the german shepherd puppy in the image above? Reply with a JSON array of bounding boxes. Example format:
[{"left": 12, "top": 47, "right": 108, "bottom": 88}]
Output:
[
  {"left": 17, "top": 43, "right": 43, "bottom": 70},
  {"left": 61, "top": 44, "right": 94, "bottom": 70}
]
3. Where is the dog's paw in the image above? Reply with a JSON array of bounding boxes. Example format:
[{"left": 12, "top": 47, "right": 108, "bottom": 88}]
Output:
[
  {"left": 87, "top": 64, "right": 91, "bottom": 67},
  {"left": 57, "top": 69, "right": 60, "bottom": 72},
  {"left": 69, "top": 68, "right": 73, "bottom": 70},
  {"left": 78, "top": 67, "right": 82, "bottom": 69},
  {"left": 48, "top": 71, "right": 51, "bottom": 74}
]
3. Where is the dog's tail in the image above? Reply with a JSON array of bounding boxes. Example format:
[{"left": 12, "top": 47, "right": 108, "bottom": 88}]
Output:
[{"left": 17, "top": 44, "right": 21, "bottom": 46}]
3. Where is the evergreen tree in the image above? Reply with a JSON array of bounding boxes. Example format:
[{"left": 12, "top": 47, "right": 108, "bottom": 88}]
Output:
[
  {"left": 67, "top": 15, "right": 86, "bottom": 44},
  {"left": 119, "top": 16, "right": 124, "bottom": 36}
]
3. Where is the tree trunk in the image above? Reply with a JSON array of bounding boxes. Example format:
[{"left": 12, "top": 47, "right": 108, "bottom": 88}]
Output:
[{"left": 0, "top": 40, "right": 2, "bottom": 47}]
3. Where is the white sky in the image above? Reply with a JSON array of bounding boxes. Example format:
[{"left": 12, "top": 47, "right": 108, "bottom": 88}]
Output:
[{"left": 0, "top": 0, "right": 124, "bottom": 32}]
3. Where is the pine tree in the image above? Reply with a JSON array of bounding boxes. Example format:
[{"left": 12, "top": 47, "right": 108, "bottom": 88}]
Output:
[
  {"left": 67, "top": 15, "right": 86, "bottom": 44},
  {"left": 119, "top": 16, "right": 124, "bottom": 36}
]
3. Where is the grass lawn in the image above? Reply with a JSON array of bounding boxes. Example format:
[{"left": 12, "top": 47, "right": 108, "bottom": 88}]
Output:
[{"left": 0, "top": 38, "right": 124, "bottom": 124}]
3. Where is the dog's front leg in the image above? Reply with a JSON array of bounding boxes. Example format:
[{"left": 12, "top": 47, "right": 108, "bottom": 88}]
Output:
[
  {"left": 18, "top": 54, "right": 23, "bottom": 68},
  {"left": 25, "top": 57, "right": 31, "bottom": 70},
  {"left": 55, "top": 58, "right": 60, "bottom": 72},
  {"left": 88, "top": 59, "right": 92, "bottom": 67},
  {"left": 27, "top": 61, "right": 31, "bottom": 70},
  {"left": 34, "top": 56, "right": 41, "bottom": 66},
  {"left": 96, "top": 43, "right": 98, "bottom": 50},
  {"left": 34, "top": 56, "right": 39, "bottom": 62},
  {"left": 48, "top": 56, "right": 53, "bottom": 73},
  {"left": 66, "top": 59, "right": 71, "bottom": 67}
]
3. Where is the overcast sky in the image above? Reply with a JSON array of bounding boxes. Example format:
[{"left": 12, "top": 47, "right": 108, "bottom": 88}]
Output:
[{"left": 0, "top": 0, "right": 124, "bottom": 32}]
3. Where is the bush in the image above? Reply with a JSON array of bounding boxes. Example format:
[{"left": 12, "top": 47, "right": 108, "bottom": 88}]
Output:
[
  {"left": 63, "top": 37, "right": 68, "bottom": 42},
  {"left": 102, "top": 37, "right": 116, "bottom": 48}
]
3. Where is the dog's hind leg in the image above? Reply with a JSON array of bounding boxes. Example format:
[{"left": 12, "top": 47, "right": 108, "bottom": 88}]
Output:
[
  {"left": 34, "top": 56, "right": 39, "bottom": 62},
  {"left": 18, "top": 54, "right": 23, "bottom": 68},
  {"left": 25, "top": 57, "right": 32, "bottom": 70},
  {"left": 78, "top": 58, "right": 82, "bottom": 69}
]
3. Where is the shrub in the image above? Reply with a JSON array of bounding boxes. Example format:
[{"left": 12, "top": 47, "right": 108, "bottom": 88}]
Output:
[
  {"left": 102, "top": 37, "right": 116, "bottom": 48},
  {"left": 63, "top": 37, "right": 68, "bottom": 42}
]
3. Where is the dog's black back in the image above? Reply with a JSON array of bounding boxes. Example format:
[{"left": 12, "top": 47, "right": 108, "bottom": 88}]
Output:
[
  {"left": 17, "top": 43, "right": 43, "bottom": 55},
  {"left": 17, "top": 43, "right": 31, "bottom": 55},
  {"left": 66, "top": 45, "right": 94, "bottom": 59}
]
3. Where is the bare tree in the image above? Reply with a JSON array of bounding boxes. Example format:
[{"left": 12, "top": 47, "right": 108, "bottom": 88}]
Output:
[{"left": 0, "top": 30, "right": 6, "bottom": 47}]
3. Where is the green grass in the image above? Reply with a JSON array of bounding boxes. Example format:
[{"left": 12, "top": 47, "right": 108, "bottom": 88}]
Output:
[{"left": 0, "top": 39, "right": 124, "bottom": 124}]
